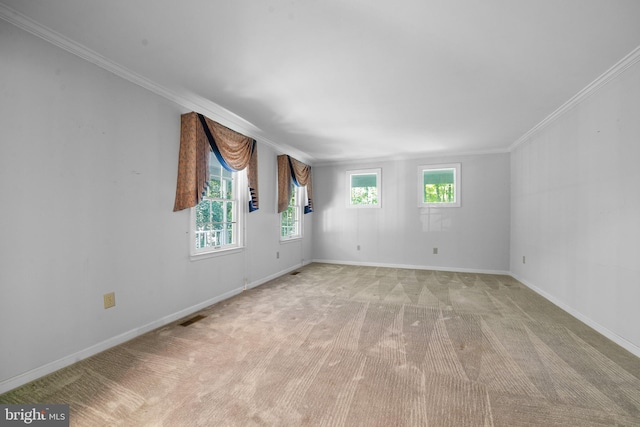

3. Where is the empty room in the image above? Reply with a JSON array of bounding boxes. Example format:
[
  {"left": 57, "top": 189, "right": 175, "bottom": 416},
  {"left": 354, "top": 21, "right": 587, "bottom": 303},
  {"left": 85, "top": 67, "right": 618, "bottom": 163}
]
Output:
[{"left": 1, "top": 1, "right": 639, "bottom": 425}]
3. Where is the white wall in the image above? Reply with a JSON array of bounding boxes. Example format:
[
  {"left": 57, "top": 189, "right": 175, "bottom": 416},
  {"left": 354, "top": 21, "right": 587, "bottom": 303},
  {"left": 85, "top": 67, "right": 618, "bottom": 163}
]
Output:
[
  {"left": 510, "top": 56, "right": 640, "bottom": 355},
  {"left": 312, "top": 153, "right": 511, "bottom": 273},
  {"left": 3, "top": 11, "right": 637, "bottom": 395},
  {"left": 0, "top": 20, "right": 310, "bottom": 392}
]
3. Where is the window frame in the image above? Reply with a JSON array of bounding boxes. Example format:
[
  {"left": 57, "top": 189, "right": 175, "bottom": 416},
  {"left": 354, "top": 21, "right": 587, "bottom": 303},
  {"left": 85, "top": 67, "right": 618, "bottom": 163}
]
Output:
[
  {"left": 346, "top": 168, "right": 382, "bottom": 209},
  {"left": 417, "top": 163, "right": 461, "bottom": 208},
  {"left": 280, "top": 183, "right": 303, "bottom": 241},
  {"left": 190, "top": 152, "right": 246, "bottom": 259}
]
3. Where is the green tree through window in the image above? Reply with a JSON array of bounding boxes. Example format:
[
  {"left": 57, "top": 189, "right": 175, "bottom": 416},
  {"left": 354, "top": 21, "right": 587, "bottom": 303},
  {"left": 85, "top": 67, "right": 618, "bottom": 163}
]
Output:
[
  {"left": 347, "top": 169, "right": 381, "bottom": 208},
  {"left": 423, "top": 169, "right": 455, "bottom": 203},
  {"left": 194, "top": 153, "right": 237, "bottom": 251},
  {"left": 351, "top": 174, "right": 378, "bottom": 205},
  {"left": 418, "top": 164, "right": 460, "bottom": 208},
  {"left": 281, "top": 184, "right": 300, "bottom": 239}
]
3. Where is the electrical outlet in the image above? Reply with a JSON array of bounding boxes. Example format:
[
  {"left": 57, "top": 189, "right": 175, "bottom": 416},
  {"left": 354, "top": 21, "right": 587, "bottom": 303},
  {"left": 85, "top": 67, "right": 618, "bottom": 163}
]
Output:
[
  {"left": 357, "top": 245, "right": 361, "bottom": 251},
  {"left": 103, "top": 292, "right": 115, "bottom": 309},
  {"left": 522, "top": 255, "right": 526, "bottom": 264},
  {"left": 276, "top": 251, "right": 280, "bottom": 259},
  {"left": 433, "top": 247, "right": 438, "bottom": 255}
]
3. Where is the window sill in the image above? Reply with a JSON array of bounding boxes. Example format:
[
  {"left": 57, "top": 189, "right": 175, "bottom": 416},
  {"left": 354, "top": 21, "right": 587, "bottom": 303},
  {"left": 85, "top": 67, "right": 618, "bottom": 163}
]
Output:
[
  {"left": 280, "top": 236, "right": 302, "bottom": 244},
  {"left": 347, "top": 204, "right": 381, "bottom": 209},
  {"left": 418, "top": 203, "right": 461, "bottom": 208},
  {"left": 190, "top": 246, "right": 243, "bottom": 261}
]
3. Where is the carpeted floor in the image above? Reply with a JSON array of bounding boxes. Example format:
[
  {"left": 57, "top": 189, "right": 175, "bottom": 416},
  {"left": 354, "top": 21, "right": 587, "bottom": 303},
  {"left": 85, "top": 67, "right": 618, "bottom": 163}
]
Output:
[{"left": 2, "top": 263, "right": 639, "bottom": 426}]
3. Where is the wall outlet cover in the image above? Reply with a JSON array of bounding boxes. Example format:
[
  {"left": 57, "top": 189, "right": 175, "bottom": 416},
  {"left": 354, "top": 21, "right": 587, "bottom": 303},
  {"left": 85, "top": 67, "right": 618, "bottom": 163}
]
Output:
[{"left": 103, "top": 292, "right": 115, "bottom": 309}]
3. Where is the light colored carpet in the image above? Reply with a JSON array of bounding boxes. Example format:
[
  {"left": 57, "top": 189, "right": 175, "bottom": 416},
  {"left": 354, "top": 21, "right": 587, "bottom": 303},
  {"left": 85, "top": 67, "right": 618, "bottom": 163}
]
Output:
[{"left": 2, "top": 263, "right": 639, "bottom": 426}]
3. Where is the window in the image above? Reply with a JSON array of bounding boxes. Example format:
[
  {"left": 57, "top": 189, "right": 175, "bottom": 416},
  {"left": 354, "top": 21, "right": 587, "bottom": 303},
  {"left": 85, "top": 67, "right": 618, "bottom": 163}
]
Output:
[
  {"left": 418, "top": 163, "right": 461, "bottom": 207},
  {"left": 191, "top": 152, "right": 243, "bottom": 255},
  {"left": 281, "top": 184, "right": 302, "bottom": 240},
  {"left": 347, "top": 168, "right": 381, "bottom": 208}
]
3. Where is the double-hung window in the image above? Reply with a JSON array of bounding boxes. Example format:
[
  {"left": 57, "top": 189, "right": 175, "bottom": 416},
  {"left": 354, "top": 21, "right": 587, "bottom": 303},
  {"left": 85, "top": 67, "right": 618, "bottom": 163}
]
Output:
[
  {"left": 417, "top": 163, "right": 461, "bottom": 208},
  {"left": 281, "top": 184, "right": 302, "bottom": 240},
  {"left": 192, "top": 152, "right": 243, "bottom": 255}
]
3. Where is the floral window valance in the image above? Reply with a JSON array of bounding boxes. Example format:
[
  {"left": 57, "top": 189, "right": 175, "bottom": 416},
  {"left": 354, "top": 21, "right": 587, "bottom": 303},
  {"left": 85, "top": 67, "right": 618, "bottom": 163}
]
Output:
[
  {"left": 277, "top": 155, "right": 313, "bottom": 214},
  {"left": 173, "top": 112, "right": 259, "bottom": 212}
]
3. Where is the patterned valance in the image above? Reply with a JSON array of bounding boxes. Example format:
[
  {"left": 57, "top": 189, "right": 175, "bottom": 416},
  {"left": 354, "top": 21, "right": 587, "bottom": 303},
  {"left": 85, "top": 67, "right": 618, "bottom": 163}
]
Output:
[
  {"left": 173, "top": 112, "right": 259, "bottom": 212},
  {"left": 277, "top": 155, "right": 314, "bottom": 214}
]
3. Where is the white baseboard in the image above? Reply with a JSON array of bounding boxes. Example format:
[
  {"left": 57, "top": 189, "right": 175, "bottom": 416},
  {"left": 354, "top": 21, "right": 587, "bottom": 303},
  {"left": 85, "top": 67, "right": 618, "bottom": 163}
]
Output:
[
  {"left": 5, "top": 262, "right": 634, "bottom": 395},
  {"left": 0, "top": 259, "right": 491, "bottom": 395},
  {"left": 245, "top": 262, "right": 308, "bottom": 290},
  {"left": 312, "top": 259, "right": 510, "bottom": 276},
  {"left": 315, "top": 261, "right": 640, "bottom": 358},
  {"left": 0, "top": 262, "right": 316, "bottom": 395},
  {"left": 511, "top": 273, "right": 640, "bottom": 359},
  {"left": 0, "top": 287, "right": 244, "bottom": 395}
]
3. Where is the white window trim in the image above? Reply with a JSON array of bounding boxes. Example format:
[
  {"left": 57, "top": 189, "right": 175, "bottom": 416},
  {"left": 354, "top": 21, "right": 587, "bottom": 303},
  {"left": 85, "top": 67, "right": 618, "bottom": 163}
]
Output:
[
  {"left": 189, "top": 168, "right": 247, "bottom": 260},
  {"left": 280, "top": 235, "right": 302, "bottom": 244},
  {"left": 417, "top": 163, "right": 461, "bottom": 208},
  {"left": 280, "top": 184, "right": 303, "bottom": 242},
  {"left": 347, "top": 168, "right": 382, "bottom": 209}
]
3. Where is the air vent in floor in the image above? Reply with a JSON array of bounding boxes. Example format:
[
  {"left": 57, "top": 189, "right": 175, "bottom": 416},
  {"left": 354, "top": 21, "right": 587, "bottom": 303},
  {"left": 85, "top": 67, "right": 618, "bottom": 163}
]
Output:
[
  {"left": 179, "top": 314, "right": 207, "bottom": 327},
  {"left": 291, "top": 271, "right": 300, "bottom": 275}
]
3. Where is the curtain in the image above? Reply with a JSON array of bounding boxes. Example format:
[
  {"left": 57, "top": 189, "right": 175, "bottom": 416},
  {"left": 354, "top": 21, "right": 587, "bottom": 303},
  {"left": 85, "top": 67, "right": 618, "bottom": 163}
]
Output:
[
  {"left": 173, "top": 112, "right": 259, "bottom": 212},
  {"left": 173, "top": 112, "right": 210, "bottom": 211},
  {"left": 277, "top": 155, "right": 314, "bottom": 214}
]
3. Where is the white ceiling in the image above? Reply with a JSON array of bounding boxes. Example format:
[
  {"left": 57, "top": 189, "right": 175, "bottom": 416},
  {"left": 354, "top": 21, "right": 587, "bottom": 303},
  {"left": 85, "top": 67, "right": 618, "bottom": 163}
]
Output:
[{"left": 2, "top": 0, "right": 640, "bottom": 164}]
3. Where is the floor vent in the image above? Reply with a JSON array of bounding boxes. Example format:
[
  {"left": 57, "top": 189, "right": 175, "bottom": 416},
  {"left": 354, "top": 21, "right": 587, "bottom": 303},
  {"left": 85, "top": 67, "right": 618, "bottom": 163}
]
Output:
[
  {"left": 180, "top": 314, "right": 207, "bottom": 327},
  {"left": 291, "top": 271, "right": 300, "bottom": 276}
]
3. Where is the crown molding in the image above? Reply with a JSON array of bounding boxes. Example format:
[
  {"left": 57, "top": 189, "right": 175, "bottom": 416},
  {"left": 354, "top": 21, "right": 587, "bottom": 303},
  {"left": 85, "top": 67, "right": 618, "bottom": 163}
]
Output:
[
  {"left": 510, "top": 44, "right": 640, "bottom": 151},
  {"left": 0, "top": 3, "right": 315, "bottom": 164},
  {"left": 10, "top": 2, "right": 635, "bottom": 164},
  {"left": 0, "top": 4, "right": 243, "bottom": 132},
  {"left": 313, "top": 146, "right": 510, "bottom": 167}
]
